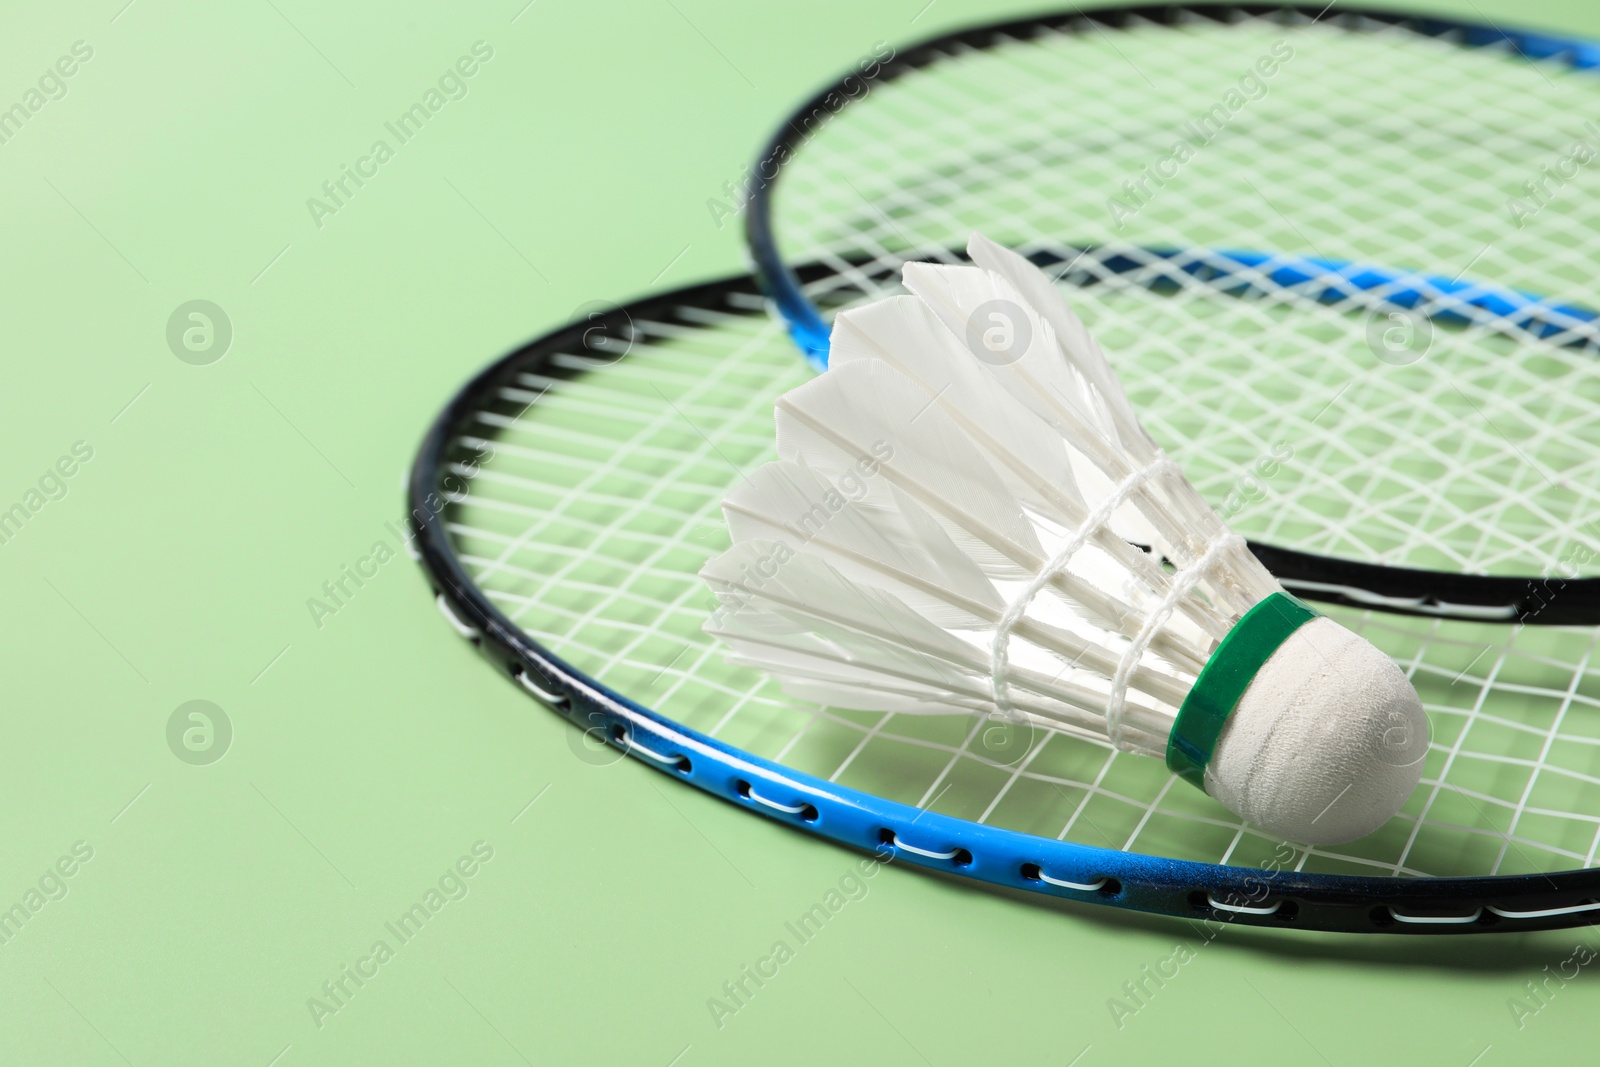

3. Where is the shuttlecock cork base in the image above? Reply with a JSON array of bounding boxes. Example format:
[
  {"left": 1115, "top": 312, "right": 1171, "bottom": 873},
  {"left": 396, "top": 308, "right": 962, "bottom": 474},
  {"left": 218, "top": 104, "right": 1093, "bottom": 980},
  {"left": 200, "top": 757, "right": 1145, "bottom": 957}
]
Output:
[
  {"left": 702, "top": 231, "right": 1431, "bottom": 846},
  {"left": 1167, "top": 593, "right": 1429, "bottom": 845}
]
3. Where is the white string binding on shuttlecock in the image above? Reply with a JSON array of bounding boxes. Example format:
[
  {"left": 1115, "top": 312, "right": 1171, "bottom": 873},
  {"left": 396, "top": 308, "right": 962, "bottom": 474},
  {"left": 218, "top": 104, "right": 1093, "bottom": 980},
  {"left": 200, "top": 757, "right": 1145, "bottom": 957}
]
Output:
[
  {"left": 989, "top": 452, "right": 1178, "bottom": 723},
  {"left": 1105, "top": 532, "right": 1244, "bottom": 749}
]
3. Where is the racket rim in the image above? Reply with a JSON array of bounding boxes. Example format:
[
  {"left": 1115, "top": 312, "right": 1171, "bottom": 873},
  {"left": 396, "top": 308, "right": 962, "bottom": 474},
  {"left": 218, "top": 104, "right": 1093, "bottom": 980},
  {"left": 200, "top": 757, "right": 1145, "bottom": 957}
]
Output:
[{"left": 408, "top": 268, "right": 1600, "bottom": 935}]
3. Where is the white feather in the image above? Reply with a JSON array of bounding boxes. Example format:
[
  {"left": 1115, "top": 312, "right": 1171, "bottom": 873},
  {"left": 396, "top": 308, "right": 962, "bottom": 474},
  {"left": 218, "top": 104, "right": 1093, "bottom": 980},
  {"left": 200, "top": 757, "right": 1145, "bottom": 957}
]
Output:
[
  {"left": 703, "top": 541, "right": 1174, "bottom": 746},
  {"left": 966, "top": 232, "right": 1153, "bottom": 451},
  {"left": 902, "top": 256, "right": 1279, "bottom": 612},
  {"left": 901, "top": 258, "right": 1112, "bottom": 443},
  {"left": 700, "top": 234, "right": 1292, "bottom": 760},
  {"left": 721, "top": 459, "right": 1001, "bottom": 630},
  {"left": 774, "top": 356, "right": 1043, "bottom": 581},
  {"left": 830, "top": 291, "right": 1234, "bottom": 647},
  {"left": 775, "top": 358, "right": 1203, "bottom": 660},
  {"left": 717, "top": 460, "right": 1195, "bottom": 696},
  {"left": 831, "top": 296, "right": 1084, "bottom": 519}
]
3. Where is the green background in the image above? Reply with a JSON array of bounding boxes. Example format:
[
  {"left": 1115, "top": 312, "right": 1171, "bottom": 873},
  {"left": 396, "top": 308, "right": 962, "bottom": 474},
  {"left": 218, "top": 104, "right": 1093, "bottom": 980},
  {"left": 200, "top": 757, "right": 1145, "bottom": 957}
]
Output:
[{"left": 2, "top": 1, "right": 1598, "bottom": 1063}]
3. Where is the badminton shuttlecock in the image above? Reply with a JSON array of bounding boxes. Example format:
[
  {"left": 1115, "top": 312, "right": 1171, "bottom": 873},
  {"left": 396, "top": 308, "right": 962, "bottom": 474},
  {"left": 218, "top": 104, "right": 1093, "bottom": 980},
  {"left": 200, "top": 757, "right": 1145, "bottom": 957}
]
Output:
[{"left": 700, "top": 233, "right": 1429, "bottom": 845}]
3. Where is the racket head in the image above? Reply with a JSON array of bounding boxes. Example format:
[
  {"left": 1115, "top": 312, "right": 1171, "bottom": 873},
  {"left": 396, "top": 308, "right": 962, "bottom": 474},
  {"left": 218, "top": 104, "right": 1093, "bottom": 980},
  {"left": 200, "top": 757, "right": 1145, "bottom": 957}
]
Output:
[
  {"left": 743, "top": 3, "right": 1600, "bottom": 622},
  {"left": 409, "top": 267, "right": 1600, "bottom": 934}
]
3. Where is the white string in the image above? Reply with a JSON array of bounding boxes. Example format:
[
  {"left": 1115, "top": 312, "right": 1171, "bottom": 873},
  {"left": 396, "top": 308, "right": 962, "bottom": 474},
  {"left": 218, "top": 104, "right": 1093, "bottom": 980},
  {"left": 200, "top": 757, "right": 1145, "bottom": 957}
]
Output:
[
  {"left": 989, "top": 454, "right": 1177, "bottom": 718},
  {"left": 1106, "top": 533, "right": 1244, "bottom": 748}
]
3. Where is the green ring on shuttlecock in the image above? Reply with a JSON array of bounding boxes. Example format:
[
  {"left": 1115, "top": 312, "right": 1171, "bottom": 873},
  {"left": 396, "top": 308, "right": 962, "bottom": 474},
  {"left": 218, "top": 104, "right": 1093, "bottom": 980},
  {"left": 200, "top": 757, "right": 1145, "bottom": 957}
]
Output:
[{"left": 1166, "top": 592, "right": 1321, "bottom": 791}]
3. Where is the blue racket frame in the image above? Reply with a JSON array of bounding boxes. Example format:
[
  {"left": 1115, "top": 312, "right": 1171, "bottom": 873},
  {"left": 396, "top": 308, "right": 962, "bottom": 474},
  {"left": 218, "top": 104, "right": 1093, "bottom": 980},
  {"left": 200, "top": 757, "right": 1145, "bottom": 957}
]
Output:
[{"left": 411, "top": 272, "right": 1600, "bottom": 934}]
